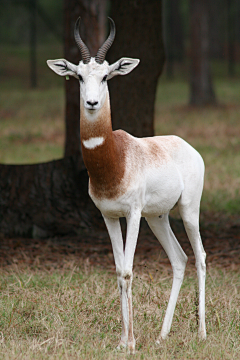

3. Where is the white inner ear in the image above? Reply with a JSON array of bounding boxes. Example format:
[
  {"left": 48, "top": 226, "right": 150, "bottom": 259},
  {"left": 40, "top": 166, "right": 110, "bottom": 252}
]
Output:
[
  {"left": 107, "top": 57, "right": 140, "bottom": 79},
  {"left": 47, "top": 59, "right": 78, "bottom": 78}
]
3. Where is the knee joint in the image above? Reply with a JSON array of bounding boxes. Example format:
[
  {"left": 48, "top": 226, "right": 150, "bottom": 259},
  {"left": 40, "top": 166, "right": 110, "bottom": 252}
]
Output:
[
  {"left": 117, "top": 271, "right": 133, "bottom": 293},
  {"left": 195, "top": 260, "right": 206, "bottom": 273},
  {"left": 172, "top": 265, "right": 186, "bottom": 280}
]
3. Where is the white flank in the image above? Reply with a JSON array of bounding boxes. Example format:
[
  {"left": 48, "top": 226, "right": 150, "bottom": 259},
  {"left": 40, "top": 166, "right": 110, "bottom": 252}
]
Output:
[{"left": 82, "top": 136, "right": 105, "bottom": 150}]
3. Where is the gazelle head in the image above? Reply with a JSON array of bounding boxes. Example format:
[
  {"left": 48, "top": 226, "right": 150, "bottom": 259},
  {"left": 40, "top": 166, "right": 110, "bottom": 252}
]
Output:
[{"left": 47, "top": 17, "right": 139, "bottom": 114}]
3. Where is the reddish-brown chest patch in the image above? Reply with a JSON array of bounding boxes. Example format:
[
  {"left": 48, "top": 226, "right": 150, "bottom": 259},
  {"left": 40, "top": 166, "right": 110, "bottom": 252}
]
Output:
[{"left": 80, "top": 101, "right": 129, "bottom": 200}]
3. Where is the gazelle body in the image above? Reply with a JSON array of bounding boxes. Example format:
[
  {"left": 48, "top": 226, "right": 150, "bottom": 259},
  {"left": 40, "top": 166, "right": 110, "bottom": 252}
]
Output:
[{"left": 47, "top": 17, "right": 206, "bottom": 353}]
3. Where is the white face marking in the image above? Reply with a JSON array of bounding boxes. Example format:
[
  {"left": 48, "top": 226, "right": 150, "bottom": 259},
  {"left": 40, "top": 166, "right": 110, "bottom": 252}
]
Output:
[
  {"left": 78, "top": 58, "right": 109, "bottom": 112},
  {"left": 47, "top": 57, "right": 140, "bottom": 115},
  {"left": 82, "top": 136, "right": 105, "bottom": 150}
]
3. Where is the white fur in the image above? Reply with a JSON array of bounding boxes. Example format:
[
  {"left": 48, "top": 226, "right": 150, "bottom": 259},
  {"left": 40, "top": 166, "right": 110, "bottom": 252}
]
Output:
[
  {"left": 47, "top": 55, "right": 206, "bottom": 354},
  {"left": 82, "top": 136, "right": 105, "bottom": 149}
]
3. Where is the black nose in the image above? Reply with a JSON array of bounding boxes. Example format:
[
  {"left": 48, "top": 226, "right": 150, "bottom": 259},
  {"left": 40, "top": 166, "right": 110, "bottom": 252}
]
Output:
[{"left": 87, "top": 100, "right": 98, "bottom": 107}]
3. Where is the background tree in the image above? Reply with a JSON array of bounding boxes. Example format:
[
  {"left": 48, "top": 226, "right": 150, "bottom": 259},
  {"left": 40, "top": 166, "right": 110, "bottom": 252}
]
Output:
[
  {"left": 163, "top": 0, "right": 184, "bottom": 78},
  {"left": 108, "top": 0, "right": 165, "bottom": 137},
  {"left": 0, "top": 157, "right": 97, "bottom": 237},
  {"left": 189, "top": 0, "right": 216, "bottom": 105},
  {"left": 227, "top": 0, "right": 237, "bottom": 76}
]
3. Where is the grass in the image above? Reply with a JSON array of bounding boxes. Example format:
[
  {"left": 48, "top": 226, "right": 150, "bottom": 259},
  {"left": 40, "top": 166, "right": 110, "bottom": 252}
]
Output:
[
  {"left": 0, "top": 261, "right": 239, "bottom": 359},
  {"left": 0, "top": 87, "right": 64, "bottom": 164}
]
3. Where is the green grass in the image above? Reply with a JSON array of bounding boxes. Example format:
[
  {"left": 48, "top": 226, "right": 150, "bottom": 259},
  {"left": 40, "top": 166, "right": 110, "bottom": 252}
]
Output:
[
  {"left": 0, "top": 87, "right": 64, "bottom": 164},
  {"left": 0, "top": 262, "right": 239, "bottom": 359}
]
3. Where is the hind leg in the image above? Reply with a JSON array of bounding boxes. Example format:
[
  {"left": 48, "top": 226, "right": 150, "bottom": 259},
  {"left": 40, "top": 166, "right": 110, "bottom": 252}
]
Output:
[
  {"left": 146, "top": 214, "right": 188, "bottom": 341},
  {"left": 178, "top": 201, "right": 206, "bottom": 340}
]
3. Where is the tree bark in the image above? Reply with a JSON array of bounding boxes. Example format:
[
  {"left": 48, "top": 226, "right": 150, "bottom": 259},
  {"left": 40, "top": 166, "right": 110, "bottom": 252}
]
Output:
[
  {"left": 64, "top": 0, "right": 107, "bottom": 157},
  {"left": 189, "top": 0, "right": 216, "bottom": 105},
  {"left": 0, "top": 157, "right": 101, "bottom": 238},
  {"left": 108, "top": 0, "right": 165, "bottom": 137}
]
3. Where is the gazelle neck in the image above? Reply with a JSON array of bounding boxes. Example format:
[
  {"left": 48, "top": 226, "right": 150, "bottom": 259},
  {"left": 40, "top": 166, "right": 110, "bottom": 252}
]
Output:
[
  {"left": 80, "top": 91, "right": 126, "bottom": 199},
  {"left": 80, "top": 90, "right": 112, "bottom": 143}
]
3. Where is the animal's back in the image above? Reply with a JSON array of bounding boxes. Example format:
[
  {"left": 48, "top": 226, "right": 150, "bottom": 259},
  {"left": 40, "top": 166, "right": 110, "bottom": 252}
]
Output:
[
  {"left": 108, "top": 131, "right": 204, "bottom": 217},
  {"left": 115, "top": 130, "right": 204, "bottom": 182}
]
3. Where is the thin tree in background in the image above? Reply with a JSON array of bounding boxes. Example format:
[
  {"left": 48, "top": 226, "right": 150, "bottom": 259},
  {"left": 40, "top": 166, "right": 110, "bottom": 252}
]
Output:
[
  {"left": 189, "top": 0, "right": 216, "bottom": 105},
  {"left": 29, "top": 0, "right": 37, "bottom": 88},
  {"left": 227, "top": 0, "right": 236, "bottom": 76}
]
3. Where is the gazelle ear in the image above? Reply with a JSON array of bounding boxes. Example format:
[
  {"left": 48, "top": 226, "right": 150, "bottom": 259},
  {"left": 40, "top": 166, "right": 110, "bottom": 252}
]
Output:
[
  {"left": 107, "top": 57, "right": 140, "bottom": 80},
  {"left": 47, "top": 59, "right": 78, "bottom": 79}
]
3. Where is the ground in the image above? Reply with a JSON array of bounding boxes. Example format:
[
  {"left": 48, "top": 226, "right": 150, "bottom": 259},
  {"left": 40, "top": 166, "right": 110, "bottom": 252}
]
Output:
[{"left": 1, "top": 215, "right": 239, "bottom": 270}]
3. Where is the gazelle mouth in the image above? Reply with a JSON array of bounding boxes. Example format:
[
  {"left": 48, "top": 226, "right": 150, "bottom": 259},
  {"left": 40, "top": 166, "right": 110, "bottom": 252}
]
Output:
[{"left": 86, "top": 107, "right": 98, "bottom": 112}]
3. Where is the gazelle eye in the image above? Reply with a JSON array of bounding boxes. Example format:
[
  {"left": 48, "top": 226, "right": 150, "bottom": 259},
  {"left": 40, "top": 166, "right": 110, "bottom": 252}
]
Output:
[
  {"left": 79, "top": 74, "right": 84, "bottom": 83},
  {"left": 102, "top": 75, "right": 108, "bottom": 83}
]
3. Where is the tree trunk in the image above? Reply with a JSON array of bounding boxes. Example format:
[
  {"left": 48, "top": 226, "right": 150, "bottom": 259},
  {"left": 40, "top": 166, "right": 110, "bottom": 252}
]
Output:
[
  {"left": 189, "top": 0, "right": 216, "bottom": 105},
  {"left": 108, "top": 0, "right": 165, "bottom": 137},
  {"left": 208, "top": 0, "right": 225, "bottom": 59},
  {"left": 64, "top": 0, "right": 107, "bottom": 157},
  {"left": 0, "top": 157, "right": 101, "bottom": 238},
  {"left": 163, "top": 0, "right": 184, "bottom": 78},
  {"left": 227, "top": 0, "right": 236, "bottom": 76}
]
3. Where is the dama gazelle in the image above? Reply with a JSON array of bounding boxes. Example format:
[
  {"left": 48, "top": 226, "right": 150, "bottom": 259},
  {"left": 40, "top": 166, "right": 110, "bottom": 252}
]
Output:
[{"left": 47, "top": 17, "right": 206, "bottom": 353}]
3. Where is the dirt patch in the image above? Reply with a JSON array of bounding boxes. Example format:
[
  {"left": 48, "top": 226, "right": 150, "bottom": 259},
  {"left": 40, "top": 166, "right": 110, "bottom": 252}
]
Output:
[{"left": 0, "top": 216, "right": 239, "bottom": 271}]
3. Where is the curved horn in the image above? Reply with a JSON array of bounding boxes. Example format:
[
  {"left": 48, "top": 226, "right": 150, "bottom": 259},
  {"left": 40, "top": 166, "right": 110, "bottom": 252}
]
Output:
[
  {"left": 74, "top": 17, "right": 91, "bottom": 64},
  {"left": 95, "top": 17, "right": 116, "bottom": 64}
]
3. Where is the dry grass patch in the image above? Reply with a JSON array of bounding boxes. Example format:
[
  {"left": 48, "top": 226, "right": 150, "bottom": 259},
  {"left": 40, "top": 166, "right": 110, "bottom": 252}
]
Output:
[{"left": 0, "top": 260, "right": 239, "bottom": 359}]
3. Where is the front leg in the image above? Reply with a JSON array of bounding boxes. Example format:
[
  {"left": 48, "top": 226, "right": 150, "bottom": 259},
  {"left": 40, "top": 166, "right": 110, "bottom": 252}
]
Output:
[
  {"left": 103, "top": 216, "right": 128, "bottom": 348},
  {"left": 123, "top": 211, "right": 141, "bottom": 353},
  {"left": 104, "top": 212, "right": 141, "bottom": 354}
]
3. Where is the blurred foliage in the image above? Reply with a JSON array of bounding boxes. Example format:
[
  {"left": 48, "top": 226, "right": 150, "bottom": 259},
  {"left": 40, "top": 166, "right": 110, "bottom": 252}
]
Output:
[
  {"left": 1, "top": 0, "right": 240, "bottom": 71},
  {"left": 0, "top": 0, "right": 63, "bottom": 44}
]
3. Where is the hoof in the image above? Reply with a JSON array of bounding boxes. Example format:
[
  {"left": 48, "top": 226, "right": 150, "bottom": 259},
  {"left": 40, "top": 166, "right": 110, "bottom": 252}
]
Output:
[
  {"left": 116, "top": 340, "right": 127, "bottom": 350},
  {"left": 198, "top": 330, "right": 207, "bottom": 341},
  {"left": 128, "top": 346, "right": 135, "bottom": 355},
  {"left": 155, "top": 339, "right": 161, "bottom": 346},
  {"left": 127, "top": 340, "right": 136, "bottom": 354},
  {"left": 156, "top": 337, "right": 164, "bottom": 346},
  {"left": 157, "top": 332, "right": 168, "bottom": 343}
]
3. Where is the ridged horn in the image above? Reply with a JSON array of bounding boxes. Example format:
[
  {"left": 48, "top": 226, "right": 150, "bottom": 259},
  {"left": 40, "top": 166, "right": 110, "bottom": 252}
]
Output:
[
  {"left": 74, "top": 17, "right": 91, "bottom": 64},
  {"left": 95, "top": 17, "right": 116, "bottom": 64}
]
